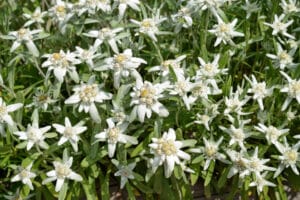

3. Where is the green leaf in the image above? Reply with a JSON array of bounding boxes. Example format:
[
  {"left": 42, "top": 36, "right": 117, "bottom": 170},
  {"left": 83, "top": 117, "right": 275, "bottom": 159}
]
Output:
[
  {"left": 58, "top": 182, "right": 68, "bottom": 200},
  {"left": 204, "top": 161, "right": 215, "bottom": 186},
  {"left": 217, "top": 167, "right": 230, "bottom": 190}
]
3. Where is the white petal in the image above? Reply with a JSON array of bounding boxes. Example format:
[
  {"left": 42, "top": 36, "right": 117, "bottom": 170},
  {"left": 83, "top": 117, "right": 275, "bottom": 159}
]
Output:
[
  {"left": 55, "top": 178, "right": 65, "bottom": 192},
  {"left": 68, "top": 172, "right": 83, "bottom": 181},
  {"left": 25, "top": 41, "right": 39, "bottom": 57}
]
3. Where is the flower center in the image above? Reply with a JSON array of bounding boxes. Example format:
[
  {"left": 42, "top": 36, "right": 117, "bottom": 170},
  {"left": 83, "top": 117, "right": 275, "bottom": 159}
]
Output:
[
  {"left": 289, "top": 80, "right": 300, "bottom": 97},
  {"left": 161, "top": 140, "right": 177, "bottom": 156},
  {"left": 100, "top": 28, "right": 111, "bottom": 38},
  {"left": 56, "top": 5, "right": 66, "bottom": 14},
  {"left": 175, "top": 81, "right": 188, "bottom": 95},
  {"left": 27, "top": 128, "right": 39, "bottom": 142},
  {"left": 79, "top": 84, "right": 98, "bottom": 103},
  {"left": 107, "top": 127, "right": 119, "bottom": 143},
  {"left": 279, "top": 51, "right": 291, "bottom": 62},
  {"left": 141, "top": 20, "right": 153, "bottom": 28},
  {"left": 140, "top": 87, "right": 155, "bottom": 106},
  {"left": 219, "top": 24, "right": 229, "bottom": 33},
  {"left": 64, "top": 127, "right": 74, "bottom": 138},
  {"left": 267, "top": 126, "right": 279, "bottom": 141},
  {"left": 162, "top": 60, "right": 178, "bottom": 70},
  {"left": 18, "top": 28, "right": 27, "bottom": 37},
  {"left": 285, "top": 150, "right": 298, "bottom": 163},
  {"left": 53, "top": 53, "right": 62, "bottom": 61},
  {"left": 205, "top": 145, "right": 216, "bottom": 157},
  {"left": 253, "top": 83, "right": 267, "bottom": 96},
  {"left": 249, "top": 159, "right": 259, "bottom": 170},
  {"left": 56, "top": 163, "right": 71, "bottom": 178},
  {"left": 0, "top": 105, "right": 7, "bottom": 116},
  {"left": 232, "top": 129, "right": 245, "bottom": 140},
  {"left": 115, "top": 54, "right": 127, "bottom": 64},
  {"left": 275, "top": 22, "right": 285, "bottom": 31}
]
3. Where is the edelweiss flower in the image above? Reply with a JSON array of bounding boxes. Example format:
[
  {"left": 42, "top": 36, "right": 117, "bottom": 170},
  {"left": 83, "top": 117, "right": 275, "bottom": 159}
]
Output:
[
  {"left": 11, "top": 163, "right": 36, "bottom": 190},
  {"left": 115, "top": 0, "right": 141, "bottom": 19},
  {"left": 42, "top": 50, "right": 81, "bottom": 83},
  {"left": 264, "top": 14, "right": 295, "bottom": 39},
  {"left": 23, "top": 7, "right": 47, "bottom": 27},
  {"left": 249, "top": 172, "right": 276, "bottom": 194},
  {"left": 75, "top": 45, "right": 102, "bottom": 70},
  {"left": 254, "top": 123, "right": 289, "bottom": 146},
  {"left": 101, "top": 49, "right": 146, "bottom": 88},
  {"left": 171, "top": 7, "right": 193, "bottom": 32},
  {"left": 274, "top": 137, "right": 300, "bottom": 177},
  {"left": 226, "top": 149, "right": 249, "bottom": 178},
  {"left": 64, "top": 78, "right": 112, "bottom": 123},
  {"left": 208, "top": 15, "right": 244, "bottom": 47},
  {"left": 76, "top": 0, "right": 111, "bottom": 15},
  {"left": 149, "top": 128, "right": 191, "bottom": 178},
  {"left": 0, "top": 97, "right": 23, "bottom": 127},
  {"left": 114, "top": 162, "right": 136, "bottom": 189},
  {"left": 191, "top": 137, "right": 227, "bottom": 170},
  {"left": 189, "top": 79, "right": 222, "bottom": 103},
  {"left": 95, "top": 119, "right": 137, "bottom": 157},
  {"left": 194, "top": 113, "right": 213, "bottom": 131},
  {"left": 280, "top": 0, "right": 300, "bottom": 14},
  {"left": 130, "top": 80, "right": 169, "bottom": 122},
  {"left": 266, "top": 43, "right": 296, "bottom": 70},
  {"left": 196, "top": 54, "right": 227, "bottom": 79},
  {"left": 14, "top": 120, "right": 51, "bottom": 151},
  {"left": 219, "top": 119, "right": 252, "bottom": 151},
  {"left": 84, "top": 27, "right": 124, "bottom": 53},
  {"left": 42, "top": 155, "right": 83, "bottom": 192},
  {"left": 53, "top": 117, "right": 87, "bottom": 152},
  {"left": 244, "top": 75, "right": 273, "bottom": 110},
  {"left": 280, "top": 71, "right": 300, "bottom": 111},
  {"left": 241, "top": 0, "right": 260, "bottom": 19},
  {"left": 131, "top": 15, "right": 167, "bottom": 42},
  {"left": 7, "top": 28, "right": 42, "bottom": 57},
  {"left": 188, "top": 0, "right": 226, "bottom": 12},
  {"left": 26, "top": 89, "right": 56, "bottom": 111},
  {"left": 48, "top": 0, "right": 74, "bottom": 22},
  {"left": 148, "top": 55, "right": 186, "bottom": 79}
]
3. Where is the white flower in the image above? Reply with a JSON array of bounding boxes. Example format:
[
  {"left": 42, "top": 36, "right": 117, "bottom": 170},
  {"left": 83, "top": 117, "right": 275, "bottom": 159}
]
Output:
[
  {"left": 254, "top": 123, "right": 289, "bottom": 146},
  {"left": 169, "top": 76, "right": 194, "bottom": 110},
  {"left": 42, "top": 156, "right": 83, "bottom": 192},
  {"left": 280, "top": 0, "right": 300, "bottom": 14},
  {"left": 48, "top": 0, "right": 74, "bottom": 22},
  {"left": 194, "top": 113, "right": 213, "bottom": 131},
  {"left": 101, "top": 49, "right": 146, "bottom": 88},
  {"left": 0, "top": 97, "right": 23, "bottom": 126},
  {"left": 274, "top": 137, "right": 300, "bottom": 177},
  {"left": 95, "top": 119, "right": 137, "bottom": 157},
  {"left": 42, "top": 50, "right": 81, "bottom": 83},
  {"left": 241, "top": 0, "right": 260, "bottom": 19},
  {"left": 191, "top": 137, "right": 227, "bottom": 170},
  {"left": 287, "top": 107, "right": 297, "bottom": 121},
  {"left": 196, "top": 54, "right": 227, "bottom": 79},
  {"left": 244, "top": 147, "right": 276, "bottom": 177},
  {"left": 84, "top": 27, "right": 124, "bottom": 53},
  {"left": 26, "top": 89, "right": 56, "bottom": 111},
  {"left": 148, "top": 55, "right": 186, "bottom": 79},
  {"left": 208, "top": 15, "right": 244, "bottom": 47},
  {"left": 8, "top": 28, "right": 42, "bottom": 57},
  {"left": 53, "top": 117, "right": 87, "bottom": 152},
  {"left": 14, "top": 121, "right": 51, "bottom": 151},
  {"left": 266, "top": 43, "right": 295, "bottom": 70},
  {"left": 171, "top": 7, "right": 193, "bottom": 32},
  {"left": 280, "top": 71, "right": 300, "bottom": 111},
  {"left": 148, "top": 128, "right": 191, "bottom": 178},
  {"left": 114, "top": 162, "right": 136, "bottom": 189},
  {"left": 23, "top": 7, "right": 47, "bottom": 27},
  {"left": 249, "top": 172, "right": 276, "bottom": 194},
  {"left": 75, "top": 45, "right": 101, "bottom": 70},
  {"left": 226, "top": 149, "right": 249, "bottom": 178},
  {"left": 219, "top": 119, "right": 251, "bottom": 151},
  {"left": 188, "top": 0, "right": 226, "bottom": 12},
  {"left": 264, "top": 14, "right": 295, "bottom": 39},
  {"left": 76, "top": 0, "right": 111, "bottom": 15},
  {"left": 131, "top": 15, "right": 167, "bottom": 42},
  {"left": 11, "top": 163, "right": 36, "bottom": 190},
  {"left": 64, "top": 78, "right": 112, "bottom": 123},
  {"left": 115, "top": 0, "right": 141, "bottom": 19},
  {"left": 244, "top": 75, "right": 273, "bottom": 110},
  {"left": 130, "top": 80, "right": 169, "bottom": 122},
  {"left": 96, "top": 0, "right": 111, "bottom": 12},
  {"left": 224, "top": 86, "right": 250, "bottom": 120},
  {"left": 189, "top": 79, "right": 222, "bottom": 103}
]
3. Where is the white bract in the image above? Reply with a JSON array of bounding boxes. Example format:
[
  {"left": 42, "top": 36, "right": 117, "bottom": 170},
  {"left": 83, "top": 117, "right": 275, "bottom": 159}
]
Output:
[
  {"left": 114, "top": 162, "right": 136, "bottom": 189},
  {"left": 264, "top": 14, "right": 295, "bottom": 39},
  {"left": 244, "top": 75, "right": 273, "bottom": 110},
  {"left": 14, "top": 121, "right": 51, "bottom": 151},
  {"left": 11, "top": 163, "right": 36, "bottom": 190},
  {"left": 254, "top": 124, "right": 289, "bottom": 146},
  {"left": 130, "top": 80, "right": 169, "bottom": 122},
  {"left": 226, "top": 149, "right": 249, "bottom": 178},
  {"left": 42, "top": 156, "right": 83, "bottom": 192},
  {"left": 171, "top": 7, "right": 193, "bottom": 32},
  {"left": 149, "top": 128, "right": 191, "bottom": 178},
  {"left": 0, "top": 97, "right": 23, "bottom": 127},
  {"left": 95, "top": 119, "right": 137, "bottom": 157},
  {"left": 249, "top": 172, "right": 276, "bottom": 194},
  {"left": 102, "top": 49, "right": 146, "bottom": 88},
  {"left": 53, "top": 117, "right": 87, "bottom": 152},
  {"left": 131, "top": 15, "right": 167, "bottom": 42},
  {"left": 274, "top": 138, "right": 300, "bottom": 177},
  {"left": 84, "top": 27, "right": 124, "bottom": 53},
  {"left": 280, "top": 71, "right": 300, "bottom": 111},
  {"left": 280, "top": 0, "right": 300, "bottom": 14},
  {"left": 23, "top": 7, "right": 47, "bottom": 27},
  {"left": 75, "top": 45, "right": 102, "bottom": 70},
  {"left": 115, "top": 0, "right": 141, "bottom": 19},
  {"left": 208, "top": 15, "right": 244, "bottom": 47},
  {"left": 65, "top": 79, "right": 112, "bottom": 123},
  {"left": 8, "top": 28, "right": 42, "bottom": 57},
  {"left": 266, "top": 43, "right": 295, "bottom": 70},
  {"left": 42, "top": 50, "right": 80, "bottom": 83}
]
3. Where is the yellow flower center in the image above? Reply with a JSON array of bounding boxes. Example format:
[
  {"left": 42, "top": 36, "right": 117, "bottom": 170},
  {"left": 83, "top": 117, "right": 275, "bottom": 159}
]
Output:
[
  {"left": 18, "top": 28, "right": 27, "bottom": 36},
  {"left": 285, "top": 150, "right": 298, "bottom": 162},
  {"left": 56, "top": 5, "right": 66, "bottom": 13},
  {"left": 160, "top": 140, "right": 177, "bottom": 156},
  {"left": 53, "top": 53, "right": 62, "bottom": 61},
  {"left": 205, "top": 146, "right": 216, "bottom": 157},
  {"left": 289, "top": 81, "right": 300, "bottom": 97},
  {"left": 64, "top": 127, "right": 73, "bottom": 138},
  {"left": 107, "top": 127, "right": 119, "bottom": 142},
  {"left": 279, "top": 51, "right": 291, "bottom": 61},
  {"left": 20, "top": 169, "right": 30, "bottom": 178},
  {"left": 232, "top": 129, "right": 244, "bottom": 140},
  {"left": 56, "top": 163, "right": 71, "bottom": 178},
  {"left": 219, "top": 24, "right": 229, "bottom": 33},
  {"left": 79, "top": 84, "right": 98, "bottom": 102},
  {"left": 115, "top": 54, "right": 127, "bottom": 64},
  {"left": 141, "top": 20, "right": 152, "bottom": 28},
  {"left": 0, "top": 105, "right": 7, "bottom": 116}
]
